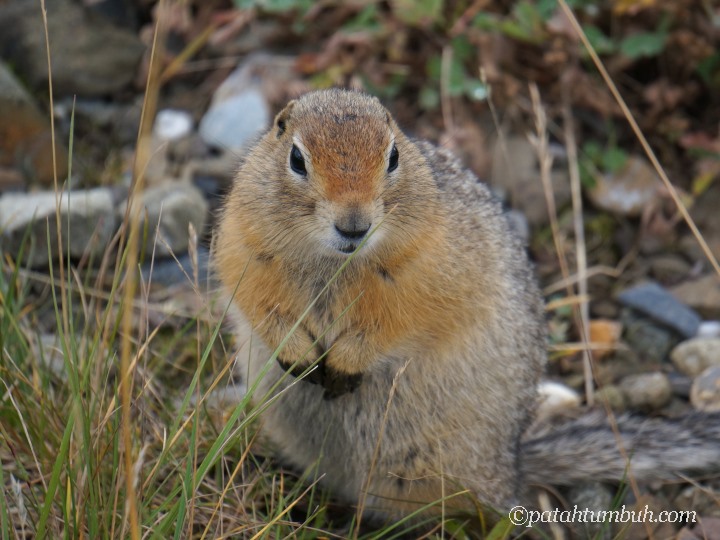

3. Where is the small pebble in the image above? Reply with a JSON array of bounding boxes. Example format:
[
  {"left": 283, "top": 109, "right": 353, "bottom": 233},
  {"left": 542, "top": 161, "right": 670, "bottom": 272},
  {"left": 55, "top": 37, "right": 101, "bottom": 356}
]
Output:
[
  {"left": 670, "top": 337, "right": 720, "bottom": 378},
  {"left": 594, "top": 385, "right": 626, "bottom": 411},
  {"left": 698, "top": 320, "right": 720, "bottom": 338},
  {"left": 154, "top": 109, "right": 194, "bottom": 141},
  {"left": 619, "top": 372, "right": 672, "bottom": 410},
  {"left": 620, "top": 308, "right": 679, "bottom": 363},
  {"left": 535, "top": 380, "right": 581, "bottom": 420},
  {"left": 690, "top": 365, "right": 720, "bottom": 412}
]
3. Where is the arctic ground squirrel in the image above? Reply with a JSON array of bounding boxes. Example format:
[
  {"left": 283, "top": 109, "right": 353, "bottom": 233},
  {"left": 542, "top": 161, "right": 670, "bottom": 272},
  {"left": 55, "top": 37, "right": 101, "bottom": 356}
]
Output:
[{"left": 214, "top": 88, "right": 720, "bottom": 522}]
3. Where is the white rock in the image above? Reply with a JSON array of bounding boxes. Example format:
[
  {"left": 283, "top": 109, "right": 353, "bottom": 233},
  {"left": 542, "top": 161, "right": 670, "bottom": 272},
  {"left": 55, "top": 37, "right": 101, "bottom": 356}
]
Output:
[
  {"left": 199, "top": 88, "right": 269, "bottom": 151},
  {"left": 698, "top": 321, "right": 720, "bottom": 338},
  {"left": 535, "top": 380, "right": 582, "bottom": 421},
  {"left": 154, "top": 109, "right": 193, "bottom": 141}
]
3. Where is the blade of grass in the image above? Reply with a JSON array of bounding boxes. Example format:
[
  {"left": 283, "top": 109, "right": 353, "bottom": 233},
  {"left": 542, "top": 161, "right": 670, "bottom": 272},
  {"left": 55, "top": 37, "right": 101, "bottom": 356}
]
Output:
[
  {"left": 35, "top": 413, "right": 74, "bottom": 539},
  {"left": 249, "top": 479, "right": 322, "bottom": 540},
  {"left": 119, "top": 1, "right": 167, "bottom": 536}
]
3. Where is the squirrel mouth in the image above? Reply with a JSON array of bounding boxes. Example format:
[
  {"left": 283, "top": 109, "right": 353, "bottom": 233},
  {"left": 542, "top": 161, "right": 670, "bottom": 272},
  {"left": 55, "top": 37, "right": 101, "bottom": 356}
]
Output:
[{"left": 338, "top": 244, "right": 358, "bottom": 254}]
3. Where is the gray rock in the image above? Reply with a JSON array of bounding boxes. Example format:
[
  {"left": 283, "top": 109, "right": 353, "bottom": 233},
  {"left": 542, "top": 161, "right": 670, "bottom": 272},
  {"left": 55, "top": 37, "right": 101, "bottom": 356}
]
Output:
[
  {"left": 594, "top": 385, "right": 626, "bottom": 411},
  {"left": 140, "top": 246, "right": 211, "bottom": 288},
  {"left": 490, "top": 137, "right": 571, "bottom": 227},
  {"left": 667, "top": 371, "right": 693, "bottom": 398},
  {"left": 121, "top": 182, "right": 208, "bottom": 257},
  {"left": 199, "top": 88, "right": 269, "bottom": 151},
  {"left": 0, "top": 188, "right": 116, "bottom": 267},
  {"left": 670, "top": 274, "right": 720, "bottom": 319},
  {"left": 618, "top": 281, "right": 701, "bottom": 338},
  {"left": 647, "top": 254, "right": 691, "bottom": 284},
  {"left": 0, "top": 0, "right": 145, "bottom": 96},
  {"left": 619, "top": 372, "right": 672, "bottom": 410},
  {"left": 690, "top": 365, "right": 720, "bottom": 412},
  {"left": 620, "top": 308, "right": 680, "bottom": 363},
  {"left": 670, "top": 337, "right": 720, "bottom": 377},
  {"left": 0, "top": 60, "right": 69, "bottom": 187},
  {"left": 689, "top": 182, "right": 720, "bottom": 263},
  {"left": 56, "top": 97, "right": 142, "bottom": 147}
]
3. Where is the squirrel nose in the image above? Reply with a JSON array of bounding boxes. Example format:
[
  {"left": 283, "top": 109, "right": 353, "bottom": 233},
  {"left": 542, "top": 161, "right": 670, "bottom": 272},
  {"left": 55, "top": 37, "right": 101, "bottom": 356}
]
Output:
[{"left": 334, "top": 212, "right": 371, "bottom": 240}]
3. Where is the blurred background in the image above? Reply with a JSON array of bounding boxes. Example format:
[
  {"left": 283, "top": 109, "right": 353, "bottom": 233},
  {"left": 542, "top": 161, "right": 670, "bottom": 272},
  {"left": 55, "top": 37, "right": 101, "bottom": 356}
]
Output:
[{"left": 1, "top": 1, "right": 720, "bottom": 536}]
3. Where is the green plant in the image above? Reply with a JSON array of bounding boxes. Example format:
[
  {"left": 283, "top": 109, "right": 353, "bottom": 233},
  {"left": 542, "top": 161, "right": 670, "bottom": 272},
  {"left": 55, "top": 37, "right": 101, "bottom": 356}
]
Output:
[{"left": 579, "top": 139, "right": 628, "bottom": 188}]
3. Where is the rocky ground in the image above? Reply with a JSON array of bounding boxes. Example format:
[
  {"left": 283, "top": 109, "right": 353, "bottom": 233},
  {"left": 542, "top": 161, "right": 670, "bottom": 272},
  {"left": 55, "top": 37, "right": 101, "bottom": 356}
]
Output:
[{"left": 1, "top": 0, "right": 719, "bottom": 538}]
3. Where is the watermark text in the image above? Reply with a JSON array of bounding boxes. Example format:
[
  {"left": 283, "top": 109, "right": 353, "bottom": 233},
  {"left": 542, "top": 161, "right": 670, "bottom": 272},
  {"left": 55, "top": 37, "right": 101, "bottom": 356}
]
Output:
[{"left": 509, "top": 505, "right": 696, "bottom": 528}]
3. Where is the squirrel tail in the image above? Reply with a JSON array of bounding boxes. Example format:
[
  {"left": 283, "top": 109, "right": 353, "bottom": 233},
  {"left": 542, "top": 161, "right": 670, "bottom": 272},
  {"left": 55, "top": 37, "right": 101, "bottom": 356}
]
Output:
[{"left": 521, "top": 412, "right": 720, "bottom": 486}]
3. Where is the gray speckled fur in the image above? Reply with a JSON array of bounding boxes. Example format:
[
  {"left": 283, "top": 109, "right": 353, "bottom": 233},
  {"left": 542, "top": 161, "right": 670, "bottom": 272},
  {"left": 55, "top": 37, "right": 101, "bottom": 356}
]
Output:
[
  {"left": 522, "top": 411, "right": 720, "bottom": 485},
  {"left": 219, "top": 90, "right": 720, "bottom": 524}
]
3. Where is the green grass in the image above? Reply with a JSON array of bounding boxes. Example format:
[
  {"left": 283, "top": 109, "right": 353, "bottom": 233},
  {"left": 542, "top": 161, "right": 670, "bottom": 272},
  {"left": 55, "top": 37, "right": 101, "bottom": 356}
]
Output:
[{"left": 0, "top": 225, "right": 500, "bottom": 539}]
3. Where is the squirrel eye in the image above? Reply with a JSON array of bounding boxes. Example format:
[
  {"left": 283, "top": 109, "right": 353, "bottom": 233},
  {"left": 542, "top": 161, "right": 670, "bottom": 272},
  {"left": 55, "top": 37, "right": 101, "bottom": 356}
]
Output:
[
  {"left": 290, "top": 144, "right": 307, "bottom": 176},
  {"left": 388, "top": 144, "right": 399, "bottom": 173}
]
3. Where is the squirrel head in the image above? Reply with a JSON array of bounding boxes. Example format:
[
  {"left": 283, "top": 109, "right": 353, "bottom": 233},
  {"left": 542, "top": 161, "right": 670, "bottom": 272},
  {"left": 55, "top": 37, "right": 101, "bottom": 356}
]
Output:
[{"left": 225, "top": 89, "right": 440, "bottom": 263}]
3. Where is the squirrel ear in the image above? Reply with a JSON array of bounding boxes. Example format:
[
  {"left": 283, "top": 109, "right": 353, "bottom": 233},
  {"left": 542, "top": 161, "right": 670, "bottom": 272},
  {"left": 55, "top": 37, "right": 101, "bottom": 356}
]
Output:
[{"left": 274, "top": 100, "right": 296, "bottom": 138}]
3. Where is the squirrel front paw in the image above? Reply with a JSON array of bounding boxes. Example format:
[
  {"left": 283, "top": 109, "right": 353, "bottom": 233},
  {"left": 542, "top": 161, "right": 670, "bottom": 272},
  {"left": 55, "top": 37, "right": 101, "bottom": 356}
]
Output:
[{"left": 276, "top": 356, "right": 363, "bottom": 399}]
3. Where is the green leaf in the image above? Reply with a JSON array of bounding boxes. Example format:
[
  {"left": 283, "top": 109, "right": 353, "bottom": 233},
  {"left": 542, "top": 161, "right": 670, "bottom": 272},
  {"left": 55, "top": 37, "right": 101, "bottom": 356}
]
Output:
[
  {"left": 510, "top": 0, "right": 546, "bottom": 42},
  {"left": 620, "top": 31, "right": 667, "bottom": 59},
  {"left": 426, "top": 54, "right": 466, "bottom": 96},
  {"left": 232, "top": 0, "right": 313, "bottom": 13},
  {"left": 472, "top": 12, "right": 502, "bottom": 31},
  {"left": 582, "top": 140, "right": 603, "bottom": 163},
  {"left": 602, "top": 146, "right": 628, "bottom": 173},
  {"left": 391, "top": 0, "right": 443, "bottom": 26},
  {"left": 427, "top": 54, "right": 440, "bottom": 80},
  {"left": 448, "top": 60, "right": 468, "bottom": 96},
  {"left": 343, "top": 4, "right": 381, "bottom": 32},
  {"left": 697, "top": 53, "right": 720, "bottom": 86},
  {"left": 537, "top": 0, "right": 557, "bottom": 21},
  {"left": 485, "top": 515, "right": 515, "bottom": 540},
  {"left": 582, "top": 25, "right": 617, "bottom": 55},
  {"left": 451, "top": 35, "right": 473, "bottom": 62}
]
